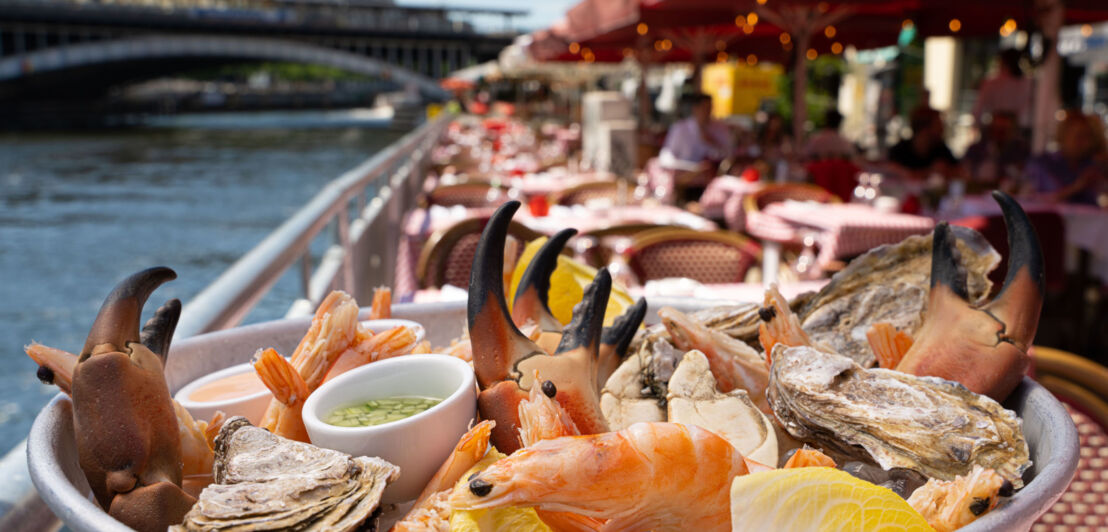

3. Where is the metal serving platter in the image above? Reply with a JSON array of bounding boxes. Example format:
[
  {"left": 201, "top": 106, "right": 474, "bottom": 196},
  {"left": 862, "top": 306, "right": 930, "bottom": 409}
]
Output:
[{"left": 27, "top": 299, "right": 1079, "bottom": 531}]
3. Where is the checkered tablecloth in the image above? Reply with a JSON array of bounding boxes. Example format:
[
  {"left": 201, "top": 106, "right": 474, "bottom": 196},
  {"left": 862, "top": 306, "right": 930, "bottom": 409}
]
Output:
[
  {"left": 746, "top": 202, "right": 935, "bottom": 266},
  {"left": 394, "top": 204, "right": 718, "bottom": 297},
  {"left": 698, "top": 176, "right": 763, "bottom": 224}
]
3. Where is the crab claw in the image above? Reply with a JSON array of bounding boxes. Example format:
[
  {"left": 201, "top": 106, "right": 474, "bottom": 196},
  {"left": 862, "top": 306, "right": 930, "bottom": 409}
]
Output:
[
  {"left": 597, "top": 298, "right": 647, "bottom": 389},
  {"left": 468, "top": 201, "right": 547, "bottom": 389},
  {"left": 896, "top": 191, "right": 1044, "bottom": 401},
  {"left": 511, "top": 228, "right": 576, "bottom": 333},
  {"left": 82, "top": 266, "right": 177, "bottom": 361},
  {"left": 468, "top": 203, "right": 611, "bottom": 452}
]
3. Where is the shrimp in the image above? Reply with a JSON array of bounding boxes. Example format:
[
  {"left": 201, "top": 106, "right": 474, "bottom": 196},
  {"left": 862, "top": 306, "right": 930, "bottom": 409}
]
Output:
[
  {"left": 369, "top": 286, "right": 391, "bottom": 320},
  {"left": 257, "top": 291, "right": 358, "bottom": 435},
  {"left": 253, "top": 348, "right": 311, "bottom": 442},
  {"left": 324, "top": 325, "right": 418, "bottom": 381},
  {"left": 783, "top": 446, "right": 836, "bottom": 469},
  {"left": 518, "top": 371, "right": 580, "bottom": 447},
  {"left": 867, "top": 322, "right": 915, "bottom": 369},
  {"left": 658, "top": 307, "right": 770, "bottom": 413},
  {"left": 757, "top": 285, "right": 813, "bottom": 364},
  {"left": 438, "top": 336, "right": 473, "bottom": 362},
  {"left": 907, "top": 465, "right": 1009, "bottom": 532},
  {"left": 411, "top": 340, "right": 432, "bottom": 354},
  {"left": 394, "top": 420, "right": 495, "bottom": 532},
  {"left": 450, "top": 422, "right": 749, "bottom": 532}
]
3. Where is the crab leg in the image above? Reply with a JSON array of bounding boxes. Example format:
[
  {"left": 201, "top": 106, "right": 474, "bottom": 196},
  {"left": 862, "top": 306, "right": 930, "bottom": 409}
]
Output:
[{"left": 896, "top": 191, "right": 1044, "bottom": 401}]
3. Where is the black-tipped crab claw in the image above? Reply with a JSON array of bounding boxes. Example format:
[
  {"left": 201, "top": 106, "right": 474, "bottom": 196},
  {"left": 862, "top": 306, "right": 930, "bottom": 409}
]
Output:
[
  {"left": 468, "top": 201, "right": 616, "bottom": 453},
  {"left": 897, "top": 191, "right": 1044, "bottom": 401}
]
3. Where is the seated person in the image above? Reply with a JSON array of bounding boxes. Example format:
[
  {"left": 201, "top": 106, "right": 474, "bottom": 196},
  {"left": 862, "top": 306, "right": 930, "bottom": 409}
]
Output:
[
  {"left": 804, "top": 109, "right": 855, "bottom": 160},
  {"left": 963, "top": 111, "right": 1029, "bottom": 188},
  {"left": 1023, "top": 111, "right": 1106, "bottom": 205},
  {"left": 660, "top": 93, "right": 733, "bottom": 170},
  {"left": 888, "top": 106, "right": 960, "bottom": 179}
]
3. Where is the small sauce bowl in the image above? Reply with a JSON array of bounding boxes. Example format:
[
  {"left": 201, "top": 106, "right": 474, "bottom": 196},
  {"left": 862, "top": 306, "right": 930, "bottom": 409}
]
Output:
[
  {"left": 175, "top": 362, "right": 272, "bottom": 425},
  {"left": 303, "top": 354, "right": 476, "bottom": 503}
]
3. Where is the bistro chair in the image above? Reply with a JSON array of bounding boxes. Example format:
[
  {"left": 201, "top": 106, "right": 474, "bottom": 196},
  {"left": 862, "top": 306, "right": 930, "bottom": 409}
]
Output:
[
  {"left": 424, "top": 183, "right": 506, "bottom": 209},
  {"left": 416, "top": 217, "right": 540, "bottom": 289},
  {"left": 550, "top": 180, "right": 631, "bottom": 206},
  {"left": 743, "top": 183, "right": 841, "bottom": 222},
  {"left": 1031, "top": 346, "right": 1108, "bottom": 530},
  {"left": 627, "top": 228, "right": 762, "bottom": 284},
  {"left": 574, "top": 223, "right": 681, "bottom": 269}
]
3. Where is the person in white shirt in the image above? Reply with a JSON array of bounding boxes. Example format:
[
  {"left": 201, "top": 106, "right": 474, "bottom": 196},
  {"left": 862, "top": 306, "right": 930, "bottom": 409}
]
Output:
[
  {"left": 660, "top": 93, "right": 733, "bottom": 169},
  {"left": 804, "top": 109, "right": 855, "bottom": 160},
  {"left": 972, "top": 49, "right": 1033, "bottom": 129}
]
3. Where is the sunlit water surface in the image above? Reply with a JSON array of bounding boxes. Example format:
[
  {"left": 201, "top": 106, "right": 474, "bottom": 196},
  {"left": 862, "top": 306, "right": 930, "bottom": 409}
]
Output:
[{"left": 0, "top": 119, "right": 404, "bottom": 454}]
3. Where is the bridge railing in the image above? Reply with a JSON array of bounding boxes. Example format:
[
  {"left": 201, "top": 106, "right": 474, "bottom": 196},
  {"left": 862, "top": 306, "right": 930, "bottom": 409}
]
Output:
[{"left": 175, "top": 113, "right": 448, "bottom": 338}]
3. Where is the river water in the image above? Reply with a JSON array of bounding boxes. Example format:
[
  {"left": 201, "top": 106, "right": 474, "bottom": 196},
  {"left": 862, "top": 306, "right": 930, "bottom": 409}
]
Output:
[{"left": 0, "top": 115, "right": 405, "bottom": 455}]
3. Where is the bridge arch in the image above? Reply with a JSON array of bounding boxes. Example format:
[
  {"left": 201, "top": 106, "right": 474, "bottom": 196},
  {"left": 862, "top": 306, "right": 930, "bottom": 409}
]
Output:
[{"left": 0, "top": 34, "right": 449, "bottom": 100}]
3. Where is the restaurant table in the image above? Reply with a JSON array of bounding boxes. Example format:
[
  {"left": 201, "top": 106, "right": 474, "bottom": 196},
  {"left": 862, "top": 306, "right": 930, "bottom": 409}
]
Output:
[
  {"left": 746, "top": 201, "right": 935, "bottom": 284},
  {"left": 938, "top": 196, "right": 1108, "bottom": 284},
  {"left": 395, "top": 204, "right": 718, "bottom": 297}
]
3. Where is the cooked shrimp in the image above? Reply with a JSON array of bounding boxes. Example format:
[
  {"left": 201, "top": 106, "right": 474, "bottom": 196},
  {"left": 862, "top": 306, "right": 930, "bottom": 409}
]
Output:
[
  {"left": 411, "top": 340, "right": 432, "bottom": 354},
  {"left": 658, "top": 307, "right": 770, "bottom": 413},
  {"left": 757, "top": 285, "right": 813, "bottom": 364},
  {"left": 518, "top": 371, "right": 580, "bottom": 447},
  {"left": 369, "top": 286, "right": 391, "bottom": 320},
  {"left": 783, "top": 446, "right": 836, "bottom": 469},
  {"left": 907, "top": 465, "right": 1008, "bottom": 532},
  {"left": 438, "top": 337, "right": 473, "bottom": 362},
  {"left": 394, "top": 420, "right": 495, "bottom": 532},
  {"left": 867, "top": 322, "right": 915, "bottom": 369},
  {"left": 253, "top": 348, "right": 311, "bottom": 442},
  {"left": 325, "top": 325, "right": 418, "bottom": 381},
  {"left": 284, "top": 290, "right": 360, "bottom": 387},
  {"left": 450, "top": 422, "right": 749, "bottom": 532}
]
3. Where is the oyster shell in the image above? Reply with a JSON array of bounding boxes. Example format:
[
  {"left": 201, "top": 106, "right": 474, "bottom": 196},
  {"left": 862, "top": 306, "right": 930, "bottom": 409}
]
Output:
[
  {"left": 175, "top": 417, "right": 399, "bottom": 531},
  {"left": 796, "top": 227, "right": 1000, "bottom": 367},
  {"left": 600, "top": 350, "right": 666, "bottom": 430},
  {"left": 767, "top": 345, "right": 1030, "bottom": 488},
  {"left": 666, "top": 350, "right": 777, "bottom": 466}
]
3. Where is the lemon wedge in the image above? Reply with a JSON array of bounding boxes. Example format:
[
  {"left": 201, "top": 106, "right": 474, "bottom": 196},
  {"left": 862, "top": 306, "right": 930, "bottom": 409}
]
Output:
[
  {"left": 508, "top": 237, "right": 634, "bottom": 327},
  {"left": 729, "top": 467, "right": 934, "bottom": 532},
  {"left": 450, "top": 450, "right": 551, "bottom": 532}
]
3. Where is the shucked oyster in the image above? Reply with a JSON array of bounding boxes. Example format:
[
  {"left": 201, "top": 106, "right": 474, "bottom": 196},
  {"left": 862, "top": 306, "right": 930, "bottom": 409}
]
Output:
[
  {"left": 767, "top": 345, "right": 1030, "bottom": 488},
  {"left": 174, "top": 417, "right": 399, "bottom": 531},
  {"left": 796, "top": 227, "right": 1000, "bottom": 367}
]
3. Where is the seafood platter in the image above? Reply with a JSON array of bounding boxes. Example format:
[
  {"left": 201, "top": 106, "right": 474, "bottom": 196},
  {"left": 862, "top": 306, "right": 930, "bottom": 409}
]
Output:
[{"left": 27, "top": 193, "right": 1078, "bottom": 531}]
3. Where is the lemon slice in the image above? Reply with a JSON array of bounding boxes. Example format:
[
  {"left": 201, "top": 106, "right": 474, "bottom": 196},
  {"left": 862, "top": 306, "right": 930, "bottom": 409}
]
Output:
[
  {"left": 450, "top": 450, "right": 551, "bottom": 532},
  {"left": 508, "top": 237, "right": 634, "bottom": 327},
  {"left": 730, "top": 467, "right": 934, "bottom": 532}
]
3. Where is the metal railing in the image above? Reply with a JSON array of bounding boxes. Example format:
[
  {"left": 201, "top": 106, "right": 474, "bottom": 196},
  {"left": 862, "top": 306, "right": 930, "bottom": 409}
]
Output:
[
  {"left": 2, "top": 113, "right": 450, "bottom": 531},
  {"left": 175, "top": 113, "right": 448, "bottom": 338}
]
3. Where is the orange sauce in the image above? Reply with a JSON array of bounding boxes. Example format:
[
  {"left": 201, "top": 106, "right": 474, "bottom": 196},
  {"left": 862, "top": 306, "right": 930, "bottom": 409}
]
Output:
[{"left": 189, "top": 371, "right": 267, "bottom": 402}]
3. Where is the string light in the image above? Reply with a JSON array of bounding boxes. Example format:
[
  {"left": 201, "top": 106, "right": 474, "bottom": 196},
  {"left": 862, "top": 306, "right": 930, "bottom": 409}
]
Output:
[
  {"left": 661, "top": 39, "right": 672, "bottom": 51},
  {"left": 831, "top": 42, "right": 843, "bottom": 54},
  {"left": 747, "top": 54, "right": 758, "bottom": 65},
  {"left": 742, "top": 24, "right": 755, "bottom": 34},
  {"left": 806, "top": 48, "right": 818, "bottom": 60},
  {"left": 779, "top": 33, "right": 791, "bottom": 44},
  {"left": 636, "top": 22, "right": 648, "bottom": 35},
  {"left": 622, "top": 47, "right": 633, "bottom": 58},
  {"left": 717, "top": 51, "right": 728, "bottom": 62},
  {"left": 817, "top": 2, "right": 829, "bottom": 12},
  {"left": 568, "top": 42, "right": 580, "bottom": 54},
  {"left": 824, "top": 25, "right": 836, "bottom": 38},
  {"left": 1000, "top": 18, "right": 1017, "bottom": 37},
  {"left": 902, "top": 19, "right": 914, "bottom": 29},
  {"left": 756, "top": 0, "right": 767, "bottom": 5},
  {"left": 1081, "top": 24, "right": 1093, "bottom": 37},
  {"left": 949, "top": 19, "right": 961, "bottom": 32},
  {"left": 747, "top": 13, "right": 759, "bottom": 25}
]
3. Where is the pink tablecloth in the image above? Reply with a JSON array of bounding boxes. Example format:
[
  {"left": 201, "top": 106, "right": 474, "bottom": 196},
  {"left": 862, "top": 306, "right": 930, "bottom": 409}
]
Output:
[
  {"left": 747, "top": 202, "right": 935, "bottom": 266},
  {"left": 698, "top": 176, "right": 763, "bottom": 226},
  {"left": 395, "top": 204, "right": 718, "bottom": 296}
]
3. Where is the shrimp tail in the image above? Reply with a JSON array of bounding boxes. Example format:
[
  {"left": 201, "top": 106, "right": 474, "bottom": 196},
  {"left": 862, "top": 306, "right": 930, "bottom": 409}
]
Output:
[
  {"left": 415, "top": 420, "right": 495, "bottom": 504},
  {"left": 369, "top": 286, "right": 392, "bottom": 320},
  {"left": 518, "top": 370, "right": 581, "bottom": 447},
  {"left": 867, "top": 322, "right": 914, "bottom": 369},
  {"left": 253, "top": 348, "right": 309, "bottom": 408}
]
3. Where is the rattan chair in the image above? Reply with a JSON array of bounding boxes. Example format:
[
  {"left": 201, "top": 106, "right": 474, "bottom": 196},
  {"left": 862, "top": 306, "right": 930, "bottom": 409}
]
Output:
[
  {"left": 425, "top": 183, "right": 507, "bottom": 208},
  {"left": 416, "top": 217, "right": 541, "bottom": 289},
  {"left": 743, "top": 182, "right": 840, "bottom": 217},
  {"left": 574, "top": 223, "right": 681, "bottom": 269},
  {"left": 1032, "top": 346, "right": 1108, "bottom": 530},
  {"left": 627, "top": 228, "right": 762, "bottom": 284},
  {"left": 550, "top": 180, "right": 631, "bottom": 206}
]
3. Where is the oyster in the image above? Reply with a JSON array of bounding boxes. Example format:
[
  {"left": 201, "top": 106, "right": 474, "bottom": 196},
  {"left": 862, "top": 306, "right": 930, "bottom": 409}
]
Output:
[
  {"left": 175, "top": 417, "right": 399, "bottom": 531},
  {"left": 767, "top": 345, "right": 1030, "bottom": 487},
  {"left": 687, "top": 303, "right": 763, "bottom": 345},
  {"left": 600, "top": 350, "right": 666, "bottom": 430},
  {"left": 796, "top": 227, "right": 1000, "bottom": 367},
  {"left": 666, "top": 350, "right": 777, "bottom": 466}
]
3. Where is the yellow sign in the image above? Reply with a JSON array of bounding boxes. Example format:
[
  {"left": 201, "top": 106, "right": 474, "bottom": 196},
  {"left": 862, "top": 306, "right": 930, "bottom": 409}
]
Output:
[{"left": 701, "top": 62, "right": 783, "bottom": 117}]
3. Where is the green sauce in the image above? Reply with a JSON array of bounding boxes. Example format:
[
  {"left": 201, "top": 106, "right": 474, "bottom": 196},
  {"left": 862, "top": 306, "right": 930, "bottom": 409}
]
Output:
[{"left": 325, "top": 396, "right": 442, "bottom": 427}]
